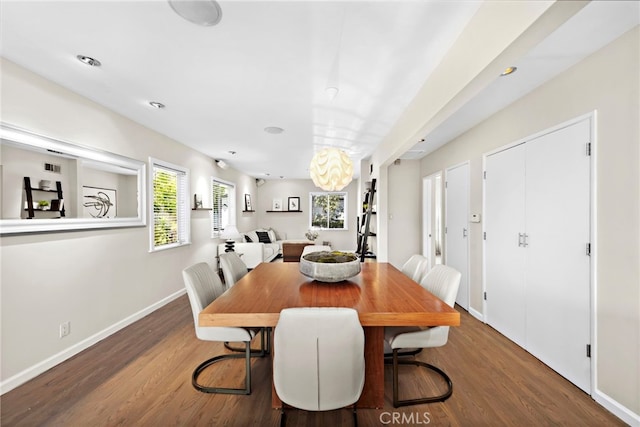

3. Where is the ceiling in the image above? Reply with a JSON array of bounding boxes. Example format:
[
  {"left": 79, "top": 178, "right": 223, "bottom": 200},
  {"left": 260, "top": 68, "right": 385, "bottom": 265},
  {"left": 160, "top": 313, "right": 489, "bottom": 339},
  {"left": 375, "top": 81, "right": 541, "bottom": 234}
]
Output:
[
  {"left": 402, "top": 0, "right": 640, "bottom": 160},
  {"left": 1, "top": 1, "right": 638, "bottom": 180}
]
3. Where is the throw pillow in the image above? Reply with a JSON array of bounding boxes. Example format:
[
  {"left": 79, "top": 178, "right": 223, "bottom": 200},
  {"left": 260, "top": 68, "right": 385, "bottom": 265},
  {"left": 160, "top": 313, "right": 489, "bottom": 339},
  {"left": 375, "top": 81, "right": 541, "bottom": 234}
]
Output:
[
  {"left": 245, "top": 235, "right": 253, "bottom": 242},
  {"left": 256, "top": 231, "right": 271, "bottom": 243},
  {"left": 245, "top": 230, "right": 259, "bottom": 243}
]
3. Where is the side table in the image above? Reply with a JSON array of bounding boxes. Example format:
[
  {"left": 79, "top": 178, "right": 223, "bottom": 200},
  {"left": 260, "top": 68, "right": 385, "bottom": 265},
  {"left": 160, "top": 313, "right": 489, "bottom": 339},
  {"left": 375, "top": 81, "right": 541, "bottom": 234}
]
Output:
[{"left": 282, "top": 242, "right": 313, "bottom": 262}]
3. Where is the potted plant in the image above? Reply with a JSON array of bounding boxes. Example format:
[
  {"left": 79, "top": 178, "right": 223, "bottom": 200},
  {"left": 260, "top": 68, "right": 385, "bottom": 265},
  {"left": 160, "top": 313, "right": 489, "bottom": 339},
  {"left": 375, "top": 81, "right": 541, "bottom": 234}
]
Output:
[
  {"left": 38, "top": 200, "right": 50, "bottom": 211},
  {"left": 305, "top": 229, "right": 319, "bottom": 241}
]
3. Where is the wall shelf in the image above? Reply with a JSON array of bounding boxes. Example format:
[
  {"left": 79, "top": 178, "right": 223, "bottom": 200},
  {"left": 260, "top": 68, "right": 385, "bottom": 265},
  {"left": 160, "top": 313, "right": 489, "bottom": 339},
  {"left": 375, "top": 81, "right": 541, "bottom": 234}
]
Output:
[
  {"left": 242, "top": 210, "right": 255, "bottom": 213},
  {"left": 356, "top": 179, "right": 377, "bottom": 261},
  {"left": 266, "top": 210, "right": 303, "bottom": 213},
  {"left": 23, "top": 177, "right": 65, "bottom": 219}
]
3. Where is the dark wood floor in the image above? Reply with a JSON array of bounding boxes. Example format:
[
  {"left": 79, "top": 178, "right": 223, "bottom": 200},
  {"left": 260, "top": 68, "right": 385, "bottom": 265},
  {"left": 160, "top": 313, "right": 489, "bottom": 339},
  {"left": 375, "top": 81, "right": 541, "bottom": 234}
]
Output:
[{"left": 1, "top": 296, "right": 624, "bottom": 426}]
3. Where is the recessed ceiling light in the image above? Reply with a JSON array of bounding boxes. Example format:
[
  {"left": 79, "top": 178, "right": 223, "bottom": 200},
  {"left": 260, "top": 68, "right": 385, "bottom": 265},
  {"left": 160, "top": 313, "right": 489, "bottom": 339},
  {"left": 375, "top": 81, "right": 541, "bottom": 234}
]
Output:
[
  {"left": 168, "top": 0, "right": 222, "bottom": 26},
  {"left": 76, "top": 55, "right": 101, "bottom": 67},
  {"left": 149, "top": 101, "right": 165, "bottom": 109},
  {"left": 264, "top": 126, "right": 284, "bottom": 134},
  {"left": 500, "top": 66, "right": 518, "bottom": 76},
  {"left": 228, "top": 150, "right": 237, "bottom": 155}
]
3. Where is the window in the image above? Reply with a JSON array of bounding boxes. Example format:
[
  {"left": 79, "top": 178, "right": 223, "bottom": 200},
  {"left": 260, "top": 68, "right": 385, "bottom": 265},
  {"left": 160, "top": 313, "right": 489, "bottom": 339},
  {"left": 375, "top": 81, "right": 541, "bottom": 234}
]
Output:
[
  {"left": 211, "top": 178, "right": 236, "bottom": 237},
  {"left": 310, "top": 192, "right": 347, "bottom": 230},
  {"left": 150, "top": 159, "right": 190, "bottom": 251}
]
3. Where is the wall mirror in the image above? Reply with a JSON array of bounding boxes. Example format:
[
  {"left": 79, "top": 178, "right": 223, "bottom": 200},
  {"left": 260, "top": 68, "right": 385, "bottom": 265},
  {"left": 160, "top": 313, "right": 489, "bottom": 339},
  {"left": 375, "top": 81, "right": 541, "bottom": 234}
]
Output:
[{"left": 0, "top": 123, "right": 146, "bottom": 235}]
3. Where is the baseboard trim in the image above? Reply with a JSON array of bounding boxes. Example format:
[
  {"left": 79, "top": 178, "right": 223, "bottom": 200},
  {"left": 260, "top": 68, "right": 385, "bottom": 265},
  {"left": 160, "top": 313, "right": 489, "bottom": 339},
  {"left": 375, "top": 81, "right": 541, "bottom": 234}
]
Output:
[
  {"left": 593, "top": 389, "right": 640, "bottom": 426},
  {"left": 469, "top": 306, "right": 484, "bottom": 322},
  {"left": 0, "top": 289, "right": 186, "bottom": 395}
]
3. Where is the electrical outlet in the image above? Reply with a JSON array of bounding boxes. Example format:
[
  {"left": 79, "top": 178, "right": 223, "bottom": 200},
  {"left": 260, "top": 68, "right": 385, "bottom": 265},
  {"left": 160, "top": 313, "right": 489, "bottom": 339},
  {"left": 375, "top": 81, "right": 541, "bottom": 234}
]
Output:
[{"left": 59, "top": 321, "right": 70, "bottom": 338}]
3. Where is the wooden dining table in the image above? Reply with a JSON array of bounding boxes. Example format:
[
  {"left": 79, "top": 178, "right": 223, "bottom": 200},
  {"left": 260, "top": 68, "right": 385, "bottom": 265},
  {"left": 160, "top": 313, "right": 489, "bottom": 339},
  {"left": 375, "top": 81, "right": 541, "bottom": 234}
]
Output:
[{"left": 199, "top": 261, "right": 460, "bottom": 408}]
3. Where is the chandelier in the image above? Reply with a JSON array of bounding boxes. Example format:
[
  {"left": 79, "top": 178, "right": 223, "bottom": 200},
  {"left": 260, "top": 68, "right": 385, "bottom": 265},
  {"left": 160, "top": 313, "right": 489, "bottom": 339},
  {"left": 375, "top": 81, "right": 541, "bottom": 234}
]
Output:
[{"left": 309, "top": 147, "right": 354, "bottom": 191}]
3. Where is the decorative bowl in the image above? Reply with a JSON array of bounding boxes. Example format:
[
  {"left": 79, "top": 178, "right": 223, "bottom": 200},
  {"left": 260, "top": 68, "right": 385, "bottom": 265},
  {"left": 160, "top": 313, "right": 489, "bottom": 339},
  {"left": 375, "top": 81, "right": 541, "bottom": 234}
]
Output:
[{"left": 299, "top": 251, "right": 361, "bottom": 282}]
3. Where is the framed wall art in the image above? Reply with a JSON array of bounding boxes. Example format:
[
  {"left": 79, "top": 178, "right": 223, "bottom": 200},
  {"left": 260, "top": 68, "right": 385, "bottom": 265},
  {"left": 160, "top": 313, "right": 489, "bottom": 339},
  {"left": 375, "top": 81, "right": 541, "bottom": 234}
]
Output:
[
  {"left": 288, "top": 196, "right": 300, "bottom": 211},
  {"left": 82, "top": 186, "right": 116, "bottom": 218}
]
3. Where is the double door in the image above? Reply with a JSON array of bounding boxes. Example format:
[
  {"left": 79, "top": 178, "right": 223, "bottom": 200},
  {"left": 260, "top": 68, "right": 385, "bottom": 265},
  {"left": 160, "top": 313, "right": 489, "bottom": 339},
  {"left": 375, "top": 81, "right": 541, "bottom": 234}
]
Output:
[{"left": 484, "top": 118, "right": 591, "bottom": 392}]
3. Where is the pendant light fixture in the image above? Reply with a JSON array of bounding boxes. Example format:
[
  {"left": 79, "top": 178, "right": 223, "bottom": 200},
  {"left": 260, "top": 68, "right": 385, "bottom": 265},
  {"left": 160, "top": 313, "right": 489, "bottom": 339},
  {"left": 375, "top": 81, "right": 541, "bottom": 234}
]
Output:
[{"left": 309, "top": 147, "right": 354, "bottom": 191}]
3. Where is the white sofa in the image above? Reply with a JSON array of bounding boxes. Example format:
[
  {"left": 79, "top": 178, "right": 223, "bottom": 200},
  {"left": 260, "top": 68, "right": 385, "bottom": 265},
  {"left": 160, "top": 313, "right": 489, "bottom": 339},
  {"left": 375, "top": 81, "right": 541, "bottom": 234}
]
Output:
[
  {"left": 217, "top": 228, "right": 312, "bottom": 269},
  {"left": 218, "top": 241, "right": 279, "bottom": 269}
]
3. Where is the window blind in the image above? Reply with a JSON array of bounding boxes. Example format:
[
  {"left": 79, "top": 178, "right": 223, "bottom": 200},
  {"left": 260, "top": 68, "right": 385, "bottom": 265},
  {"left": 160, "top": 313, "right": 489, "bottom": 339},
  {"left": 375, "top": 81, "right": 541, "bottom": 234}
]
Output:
[
  {"left": 211, "top": 179, "right": 234, "bottom": 238},
  {"left": 152, "top": 160, "right": 190, "bottom": 250}
]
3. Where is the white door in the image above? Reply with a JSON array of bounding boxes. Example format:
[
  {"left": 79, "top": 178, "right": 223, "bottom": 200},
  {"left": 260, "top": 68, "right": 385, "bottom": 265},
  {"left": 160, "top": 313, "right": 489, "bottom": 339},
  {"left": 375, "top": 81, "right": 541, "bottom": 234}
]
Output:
[
  {"left": 445, "top": 163, "right": 469, "bottom": 309},
  {"left": 524, "top": 120, "right": 591, "bottom": 393},
  {"left": 423, "top": 176, "right": 433, "bottom": 267},
  {"left": 423, "top": 173, "right": 440, "bottom": 271},
  {"left": 484, "top": 117, "right": 592, "bottom": 393},
  {"left": 484, "top": 144, "right": 527, "bottom": 347}
]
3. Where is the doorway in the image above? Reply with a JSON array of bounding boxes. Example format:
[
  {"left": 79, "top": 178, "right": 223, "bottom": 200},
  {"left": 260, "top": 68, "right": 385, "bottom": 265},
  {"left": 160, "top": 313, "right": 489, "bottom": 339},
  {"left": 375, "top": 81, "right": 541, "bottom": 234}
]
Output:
[{"left": 422, "top": 172, "right": 443, "bottom": 271}]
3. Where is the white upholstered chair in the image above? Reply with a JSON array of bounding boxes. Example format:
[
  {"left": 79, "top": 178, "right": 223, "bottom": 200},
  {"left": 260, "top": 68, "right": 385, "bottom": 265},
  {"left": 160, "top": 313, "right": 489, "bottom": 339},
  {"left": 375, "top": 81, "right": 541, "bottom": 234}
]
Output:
[
  {"left": 400, "top": 254, "right": 430, "bottom": 283},
  {"left": 182, "top": 262, "right": 267, "bottom": 395},
  {"left": 385, "top": 264, "right": 461, "bottom": 407},
  {"left": 219, "top": 251, "right": 248, "bottom": 288},
  {"left": 274, "top": 308, "right": 365, "bottom": 426}
]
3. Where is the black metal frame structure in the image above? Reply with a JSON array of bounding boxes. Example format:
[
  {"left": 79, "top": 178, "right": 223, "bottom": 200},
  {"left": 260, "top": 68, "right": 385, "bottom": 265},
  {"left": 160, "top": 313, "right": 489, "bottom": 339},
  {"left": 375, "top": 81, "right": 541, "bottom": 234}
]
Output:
[
  {"left": 384, "top": 349, "right": 453, "bottom": 407},
  {"left": 192, "top": 328, "right": 270, "bottom": 395}
]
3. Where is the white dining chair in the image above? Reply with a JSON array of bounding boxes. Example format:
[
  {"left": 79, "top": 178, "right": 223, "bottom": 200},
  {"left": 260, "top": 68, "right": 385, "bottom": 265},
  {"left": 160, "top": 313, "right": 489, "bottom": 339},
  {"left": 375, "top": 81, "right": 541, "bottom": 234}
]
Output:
[
  {"left": 182, "top": 262, "right": 267, "bottom": 395},
  {"left": 274, "top": 307, "right": 365, "bottom": 426},
  {"left": 385, "top": 264, "right": 461, "bottom": 407},
  {"left": 400, "top": 254, "right": 430, "bottom": 283},
  {"left": 219, "top": 251, "right": 248, "bottom": 288}
]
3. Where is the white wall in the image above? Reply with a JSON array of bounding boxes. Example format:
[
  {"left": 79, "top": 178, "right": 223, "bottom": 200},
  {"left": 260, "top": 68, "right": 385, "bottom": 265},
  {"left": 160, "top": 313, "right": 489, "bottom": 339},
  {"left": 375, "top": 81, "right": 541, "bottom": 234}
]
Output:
[
  {"left": 387, "top": 159, "right": 421, "bottom": 269},
  {"left": 210, "top": 164, "right": 259, "bottom": 237},
  {"left": 0, "top": 58, "right": 256, "bottom": 392},
  {"left": 420, "top": 27, "right": 639, "bottom": 419},
  {"left": 254, "top": 179, "right": 358, "bottom": 251}
]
